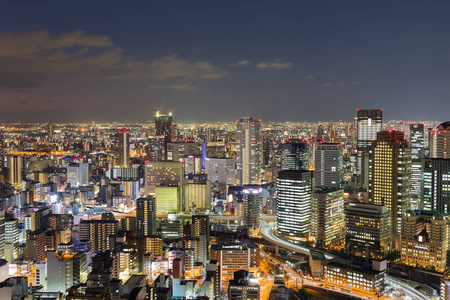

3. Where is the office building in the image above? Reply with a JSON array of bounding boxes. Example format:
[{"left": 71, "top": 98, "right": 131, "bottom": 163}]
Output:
[
  {"left": 26, "top": 229, "right": 46, "bottom": 262},
  {"left": 192, "top": 215, "right": 210, "bottom": 264},
  {"left": 147, "top": 135, "right": 166, "bottom": 161},
  {"left": 401, "top": 211, "right": 450, "bottom": 272},
  {"left": 243, "top": 185, "right": 261, "bottom": 230},
  {"left": 345, "top": 203, "right": 392, "bottom": 259},
  {"left": 314, "top": 143, "right": 343, "bottom": 189},
  {"left": 277, "top": 170, "right": 312, "bottom": 241},
  {"left": 144, "top": 161, "right": 184, "bottom": 209},
  {"left": 236, "top": 116, "right": 262, "bottom": 185},
  {"left": 431, "top": 121, "right": 450, "bottom": 159},
  {"left": 67, "top": 163, "right": 89, "bottom": 187},
  {"left": 368, "top": 130, "right": 411, "bottom": 235},
  {"left": 155, "top": 186, "right": 180, "bottom": 213},
  {"left": 204, "top": 158, "right": 236, "bottom": 186},
  {"left": 154, "top": 110, "right": 173, "bottom": 160},
  {"left": 410, "top": 123, "right": 425, "bottom": 209},
  {"left": 136, "top": 196, "right": 157, "bottom": 237},
  {"left": 421, "top": 158, "right": 450, "bottom": 213},
  {"left": 280, "top": 139, "right": 309, "bottom": 171},
  {"left": 357, "top": 109, "right": 382, "bottom": 188},
  {"left": 311, "top": 188, "right": 344, "bottom": 248},
  {"left": 118, "top": 128, "right": 129, "bottom": 168},
  {"left": 185, "top": 181, "right": 212, "bottom": 211},
  {"left": 167, "top": 142, "right": 200, "bottom": 162}
]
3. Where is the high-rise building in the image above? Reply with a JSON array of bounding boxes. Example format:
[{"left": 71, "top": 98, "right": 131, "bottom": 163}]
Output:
[
  {"left": 401, "top": 210, "right": 449, "bottom": 272},
  {"left": 155, "top": 186, "right": 180, "bottom": 213},
  {"left": 79, "top": 213, "right": 118, "bottom": 253},
  {"left": 118, "top": 128, "right": 129, "bottom": 168},
  {"left": 314, "top": 143, "right": 343, "bottom": 189},
  {"left": 357, "top": 109, "right": 383, "bottom": 188},
  {"left": 368, "top": 130, "right": 411, "bottom": 235},
  {"left": 236, "top": 116, "right": 262, "bottom": 185},
  {"left": 192, "top": 215, "right": 210, "bottom": 264},
  {"left": 243, "top": 185, "right": 261, "bottom": 230},
  {"left": 7, "top": 155, "right": 23, "bottom": 186},
  {"left": 410, "top": 123, "right": 425, "bottom": 160},
  {"left": 136, "top": 196, "right": 157, "bottom": 237},
  {"left": 280, "top": 139, "right": 309, "bottom": 171},
  {"left": 47, "top": 249, "right": 88, "bottom": 293},
  {"left": 66, "top": 163, "right": 89, "bottom": 187},
  {"left": 317, "top": 124, "right": 324, "bottom": 142},
  {"left": 345, "top": 202, "right": 392, "bottom": 259},
  {"left": 147, "top": 135, "right": 166, "bottom": 161},
  {"left": 228, "top": 270, "right": 260, "bottom": 300},
  {"left": 311, "top": 188, "right": 345, "bottom": 248},
  {"left": 277, "top": 170, "right": 312, "bottom": 241},
  {"left": 431, "top": 121, "right": 450, "bottom": 159},
  {"left": 204, "top": 158, "right": 236, "bottom": 186},
  {"left": 144, "top": 161, "right": 184, "bottom": 210},
  {"left": 421, "top": 158, "right": 450, "bottom": 213},
  {"left": 26, "top": 229, "right": 46, "bottom": 262},
  {"left": 154, "top": 110, "right": 173, "bottom": 160},
  {"left": 185, "top": 182, "right": 212, "bottom": 211}
]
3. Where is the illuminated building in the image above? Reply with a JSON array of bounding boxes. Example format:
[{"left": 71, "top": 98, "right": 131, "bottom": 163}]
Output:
[
  {"left": 314, "top": 143, "right": 343, "bottom": 189},
  {"left": 154, "top": 110, "right": 173, "bottom": 160},
  {"left": 210, "top": 242, "right": 259, "bottom": 283},
  {"left": 79, "top": 213, "right": 118, "bottom": 253},
  {"left": 4, "top": 216, "right": 18, "bottom": 262},
  {"left": 277, "top": 170, "right": 312, "bottom": 241},
  {"left": 147, "top": 135, "right": 166, "bottom": 161},
  {"left": 357, "top": 109, "right": 382, "bottom": 188},
  {"left": 410, "top": 123, "right": 425, "bottom": 209},
  {"left": 228, "top": 270, "right": 260, "bottom": 300},
  {"left": 204, "top": 158, "right": 236, "bottom": 186},
  {"left": 421, "top": 158, "right": 450, "bottom": 213},
  {"left": 167, "top": 141, "right": 200, "bottom": 162},
  {"left": 401, "top": 210, "right": 449, "bottom": 272},
  {"left": 6, "top": 155, "right": 23, "bottom": 186},
  {"left": 155, "top": 186, "right": 180, "bottom": 213},
  {"left": 47, "top": 248, "right": 87, "bottom": 293},
  {"left": 160, "top": 214, "right": 183, "bottom": 238},
  {"left": 136, "top": 196, "right": 156, "bottom": 237},
  {"left": 26, "top": 229, "right": 46, "bottom": 262},
  {"left": 281, "top": 139, "right": 309, "bottom": 171},
  {"left": 192, "top": 215, "right": 210, "bottom": 264},
  {"left": 317, "top": 124, "right": 324, "bottom": 142},
  {"left": 345, "top": 203, "right": 392, "bottom": 259},
  {"left": 321, "top": 259, "right": 386, "bottom": 293},
  {"left": 368, "top": 130, "right": 411, "bottom": 236},
  {"left": 441, "top": 270, "right": 450, "bottom": 300},
  {"left": 431, "top": 121, "right": 450, "bottom": 159},
  {"left": 118, "top": 128, "right": 129, "bottom": 168},
  {"left": 66, "top": 162, "right": 89, "bottom": 187},
  {"left": 311, "top": 188, "right": 344, "bottom": 247},
  {"left": 185, "top": 181, "right": 212, "bottom": 211},
  {"left": 143, "top": 235, "right": 163, "bottom": 256},
  {"left": 144, "top": 161, "right": 184, "bottom": 210},
  {"left": 243, "top": 185, "right": 261, "bottom": 230},
  {"left": 236, "top": 116, "right": 262, "bottom": 185}
]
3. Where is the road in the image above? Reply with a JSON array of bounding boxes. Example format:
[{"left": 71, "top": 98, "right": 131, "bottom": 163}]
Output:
[{"left": 259, "top": 220, "right": 429, "bottom": 300}]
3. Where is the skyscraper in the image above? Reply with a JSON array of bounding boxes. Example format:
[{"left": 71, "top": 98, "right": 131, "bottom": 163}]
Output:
[
  {"left": 154, "top": 110, "right": 173, "bottom": 160},
  {"left": 236, "top": 116, "right": 262, "bottom": 185},
  {"left": 136, "top": 196, "right": 157, "bottom": 237},
  {"left": 410, "top": 123, "right": 425, "bottom": 209},
  {"left": 7, "top": 155, "right": 23, "bottom": 186},
  {"left": 280, "top": 139, "right": 309, "bottom": 171},
  {"left": 243, "top": 185, "right": 261, "bottom": 230},
  {"left": 431, "top": 121, "right": 450, "bottom": 159},
  {"left": 277, "top": 170, "right": 312, "bottom": 241},
  {"left": 368, "top": 130, "right": 411, "bottom": 236},
  {"left": 421, "top": 158, "right": 450, "bottom": 213},
  {"left": 314, "top": 143, "right": 343, "bottom": 189},
  {"left": 357, "top": 109, "right": 382, "bottom": 188},
  {"left": 118, "top": 128, "right": 129, "bottom": 168}
]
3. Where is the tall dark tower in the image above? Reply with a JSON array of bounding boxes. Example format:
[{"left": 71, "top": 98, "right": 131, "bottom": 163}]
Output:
[
  {"left": 118, "top": 128, "right": 129, "bottom": 168},
  {"left": 155, "top": 110, "right": 173, "bottom": 161}
]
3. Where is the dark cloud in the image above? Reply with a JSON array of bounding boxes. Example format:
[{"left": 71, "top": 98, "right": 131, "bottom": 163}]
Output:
[{"left": 0, "top": 29, "right": 230, "bottom": 90}]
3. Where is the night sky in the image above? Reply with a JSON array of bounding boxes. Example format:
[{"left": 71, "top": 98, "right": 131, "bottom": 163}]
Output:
[{"left": 1, "top": 1, "right": 450, "bottom": 123}]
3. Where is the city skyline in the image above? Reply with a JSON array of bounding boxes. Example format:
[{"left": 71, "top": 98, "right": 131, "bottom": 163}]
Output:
[{"left": 1, "top": 1, "right": 450, "bottom": 122}]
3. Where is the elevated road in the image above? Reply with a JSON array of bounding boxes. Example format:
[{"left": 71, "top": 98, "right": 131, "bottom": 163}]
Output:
[{"left": 259, "top": 220, "right": 429, "bottom": 300}]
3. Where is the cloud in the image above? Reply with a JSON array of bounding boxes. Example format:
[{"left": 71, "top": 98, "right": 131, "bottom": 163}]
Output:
[
  {"left": 322, "top": 82, "right": 332, "bottom": 87},
  {"left": 256, "top": 58, "right": 293, "bottom": 69},
  {"left": 231, "top": 60, "right": 250, "bottom": 66},
  {"left": 305, "top": 75, "right": 315, "bottom": 79},
  {"left": 149, "top": 80, "right": 199, "bottom": 90},
  {"left": 0, "top": 29, "right": 229, "bottom": 89}
]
